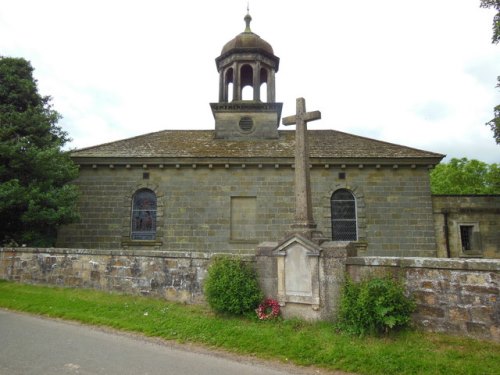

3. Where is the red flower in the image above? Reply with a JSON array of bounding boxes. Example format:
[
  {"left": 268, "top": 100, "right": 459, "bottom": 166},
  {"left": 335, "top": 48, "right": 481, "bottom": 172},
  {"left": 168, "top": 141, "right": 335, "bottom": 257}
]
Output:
[{"left": 256, "top": 298, "right": 280, "bottom": 320}]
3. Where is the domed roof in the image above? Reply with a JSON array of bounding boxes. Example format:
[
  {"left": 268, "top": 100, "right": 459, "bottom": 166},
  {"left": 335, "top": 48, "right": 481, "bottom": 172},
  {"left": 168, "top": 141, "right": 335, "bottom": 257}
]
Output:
[{"left": 220, "top": 12, "right": 274, "bottom": 56}]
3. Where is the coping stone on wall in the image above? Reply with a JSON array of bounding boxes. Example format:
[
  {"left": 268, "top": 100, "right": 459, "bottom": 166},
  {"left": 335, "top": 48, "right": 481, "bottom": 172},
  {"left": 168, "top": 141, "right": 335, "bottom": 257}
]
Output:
[
  {"left": 346, "top": 256, "right": 500, "bottom": 272},
  {"left": 0, "top": 247, "right": 237, "bottom": 261}
]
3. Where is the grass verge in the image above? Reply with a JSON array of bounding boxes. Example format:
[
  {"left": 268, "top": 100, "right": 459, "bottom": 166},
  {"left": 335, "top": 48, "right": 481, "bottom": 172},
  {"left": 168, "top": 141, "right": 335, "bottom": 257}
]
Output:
[{"left": 0, "top": 280, "right": 498, "bottom": 375}]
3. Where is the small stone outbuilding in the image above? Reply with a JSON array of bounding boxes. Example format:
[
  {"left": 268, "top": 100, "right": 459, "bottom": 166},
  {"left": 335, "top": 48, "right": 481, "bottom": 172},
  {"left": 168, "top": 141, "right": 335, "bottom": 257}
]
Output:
[{"left": 433, "top": 195, "right": 500, "bottom": 258}]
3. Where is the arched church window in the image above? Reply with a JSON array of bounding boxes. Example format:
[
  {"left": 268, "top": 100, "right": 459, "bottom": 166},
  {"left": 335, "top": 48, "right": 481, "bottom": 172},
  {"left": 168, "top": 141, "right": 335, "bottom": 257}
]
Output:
[
  {"left": 131, "top": 189, "right": 157, "bottom": 240},
  {"left": 331, "top": 189, "right": 357, "bottom": 241}
]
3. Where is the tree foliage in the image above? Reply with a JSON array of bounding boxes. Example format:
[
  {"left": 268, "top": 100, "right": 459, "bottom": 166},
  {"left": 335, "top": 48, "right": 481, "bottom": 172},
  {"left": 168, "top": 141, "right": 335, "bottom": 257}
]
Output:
[
  {"left": 0, "top": 56, "right": 79, "bottom": 246},
  {"left": 480, "top": 1, "right": 500, "bottom": 143},
  {"left": 486, "top": 77, "right": 500, "bottom": 144},
  {"left": 480, "top": 0, "right": 500, "bottom": 44},
  {"left": 430, "top": 157, "right": 500, "bottom": 195}
]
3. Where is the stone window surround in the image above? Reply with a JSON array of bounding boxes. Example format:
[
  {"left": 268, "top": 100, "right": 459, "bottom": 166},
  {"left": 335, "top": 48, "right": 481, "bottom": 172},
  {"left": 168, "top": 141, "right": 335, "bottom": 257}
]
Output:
[
  {"left": 121, "top": 183, "right": 164, "bottom": 247},
  {"left": 330, "top": 188, "right": 358, "bottom": 241},
  {"left": 324, "top": 183, "right": 367, "bottom": 251},
  {"left": 457, "top": 222, "right": 482, "bottom": 257},
  {"left": 130, "top": 188, "right": 157, "bottom": 240}
]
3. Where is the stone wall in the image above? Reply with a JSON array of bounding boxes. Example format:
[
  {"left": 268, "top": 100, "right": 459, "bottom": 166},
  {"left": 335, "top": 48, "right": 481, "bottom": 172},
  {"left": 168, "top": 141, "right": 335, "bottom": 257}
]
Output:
[
  {"left": 432, "top": 195, "right": 500, "bottom": 259},
  {"left": 346, "top": 257, "right": 500, "bottom": 341},
  {"left": 0, "top": 247, "right": 215, "bottom": 303},
  {"left": 2, "top": 247, "right": 499, "bottom": 341},
  {"left": 57, "top": 163, "right": 437, "bottom": 257}
]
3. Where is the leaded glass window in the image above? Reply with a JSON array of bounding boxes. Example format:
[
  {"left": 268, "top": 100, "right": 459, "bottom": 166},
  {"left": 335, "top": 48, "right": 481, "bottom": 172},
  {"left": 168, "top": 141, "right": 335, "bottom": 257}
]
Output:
[
  {"left": 331, "top": 189, "right": 357, "bottom": 241},
  {"left": 131, "top": 189, "right": 157, "bottom": 240}
]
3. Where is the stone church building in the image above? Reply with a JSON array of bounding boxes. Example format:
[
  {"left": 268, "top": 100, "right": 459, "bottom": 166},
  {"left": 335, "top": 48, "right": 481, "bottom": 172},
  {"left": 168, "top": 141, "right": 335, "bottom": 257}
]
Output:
[{"left": 57, "top": 13, "right": 445, "bottom": 257}]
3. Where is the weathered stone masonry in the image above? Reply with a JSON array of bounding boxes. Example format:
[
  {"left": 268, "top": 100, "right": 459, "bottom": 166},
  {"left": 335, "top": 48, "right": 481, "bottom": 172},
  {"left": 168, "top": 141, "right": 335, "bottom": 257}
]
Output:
[
  {"left": 0, "top": 247, "right": 211, "bottom": 304},
  {"left": 432, "top": 195, "right": 500, "bottom": 259},
  {"left": 2, "top": 247, "right": 498, "bottom": 341},
  {"left": 57, "top": 160, "right": 438, "bottom": 257},
  {"left": 347, "top": 257, "right": 499, "bottom": 341}
]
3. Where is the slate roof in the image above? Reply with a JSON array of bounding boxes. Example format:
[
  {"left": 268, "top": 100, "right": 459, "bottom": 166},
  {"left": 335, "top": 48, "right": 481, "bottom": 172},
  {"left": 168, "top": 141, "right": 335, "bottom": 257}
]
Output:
[{"left": 71, "top": 130, "right": 444, "bottom": 162}]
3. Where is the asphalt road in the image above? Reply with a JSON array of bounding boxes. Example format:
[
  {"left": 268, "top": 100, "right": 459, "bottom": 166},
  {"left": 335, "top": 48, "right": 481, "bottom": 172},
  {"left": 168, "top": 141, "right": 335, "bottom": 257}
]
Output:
[{"left": 0, "top": 309, "right": 339, "bottom": 375}]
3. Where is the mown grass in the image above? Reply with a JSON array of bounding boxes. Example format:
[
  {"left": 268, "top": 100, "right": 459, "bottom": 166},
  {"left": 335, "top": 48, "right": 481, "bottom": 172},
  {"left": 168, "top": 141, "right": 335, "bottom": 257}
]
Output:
[{"left": 0, "top": 280, "right": 498, "bottom": 375}]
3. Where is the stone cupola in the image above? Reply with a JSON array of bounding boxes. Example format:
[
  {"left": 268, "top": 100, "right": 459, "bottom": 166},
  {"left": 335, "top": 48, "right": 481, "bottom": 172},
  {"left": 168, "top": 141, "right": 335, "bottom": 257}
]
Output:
[{"left": 210, "top": 11, "right": 283, "bottom": 139}]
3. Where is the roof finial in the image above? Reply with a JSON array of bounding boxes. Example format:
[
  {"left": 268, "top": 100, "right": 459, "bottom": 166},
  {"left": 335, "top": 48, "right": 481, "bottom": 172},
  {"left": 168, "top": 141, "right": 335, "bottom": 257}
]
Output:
[{"left": 244, "top": 3, "right": 252, "bottom": 32}]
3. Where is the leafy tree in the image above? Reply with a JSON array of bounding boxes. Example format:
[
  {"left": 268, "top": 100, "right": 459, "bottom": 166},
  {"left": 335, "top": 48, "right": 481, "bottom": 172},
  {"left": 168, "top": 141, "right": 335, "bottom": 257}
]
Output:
[
  {"left": 486, "top": 77, "right": 500, "bottom": 144},
  {"left": 480, "top": 1, "right": 500, "bottom": 143},
  {"left": 0, "top": 56, "right": 79, "bottom": 246},
  {"left": 480, "top": 0, "right": 500, "bottom": 44},
  {"left": 430, "top": 157, "right": 500, "bottom": 194}
]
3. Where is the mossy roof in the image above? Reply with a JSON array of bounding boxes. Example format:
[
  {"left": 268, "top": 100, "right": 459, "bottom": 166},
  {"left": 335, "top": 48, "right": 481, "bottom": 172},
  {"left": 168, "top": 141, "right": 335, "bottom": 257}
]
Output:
[{"left": 71, "top": 129, "right": 444, "bottom": 161}]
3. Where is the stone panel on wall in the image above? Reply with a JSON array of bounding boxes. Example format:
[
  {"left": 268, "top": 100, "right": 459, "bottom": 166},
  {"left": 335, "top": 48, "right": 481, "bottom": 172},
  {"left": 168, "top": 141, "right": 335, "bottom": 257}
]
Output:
[
  {"left": 230, "top": 196, "right": 257, "bottom": 241},
  {"left": 256, "top": 240, "right": 352, "bottom": 321}
]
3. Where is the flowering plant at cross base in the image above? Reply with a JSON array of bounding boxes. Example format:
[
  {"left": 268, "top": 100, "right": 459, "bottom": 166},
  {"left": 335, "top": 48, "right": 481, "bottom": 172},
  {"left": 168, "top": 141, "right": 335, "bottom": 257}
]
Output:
[{"left": 256, "top": 298, "right": 280, "bottom": 320}]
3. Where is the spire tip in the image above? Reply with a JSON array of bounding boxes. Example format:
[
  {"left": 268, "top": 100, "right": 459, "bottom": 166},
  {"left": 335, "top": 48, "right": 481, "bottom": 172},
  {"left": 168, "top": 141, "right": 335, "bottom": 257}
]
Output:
[{"left": 244, "top": 3, "right": 252, "bottom": 32}]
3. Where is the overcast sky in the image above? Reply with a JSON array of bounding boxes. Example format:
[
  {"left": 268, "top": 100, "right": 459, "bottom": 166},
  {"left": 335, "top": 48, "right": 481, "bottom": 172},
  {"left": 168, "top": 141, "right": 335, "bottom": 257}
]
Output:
[{"left": 1, "top": 0, "right": 499, "bottom": 163}]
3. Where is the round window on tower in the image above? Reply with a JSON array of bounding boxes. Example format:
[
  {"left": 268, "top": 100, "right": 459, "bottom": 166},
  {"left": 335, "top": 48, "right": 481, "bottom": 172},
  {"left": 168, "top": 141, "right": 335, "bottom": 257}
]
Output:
[{"left": 239, "top": 116, "right": 254, "bottom": 133}]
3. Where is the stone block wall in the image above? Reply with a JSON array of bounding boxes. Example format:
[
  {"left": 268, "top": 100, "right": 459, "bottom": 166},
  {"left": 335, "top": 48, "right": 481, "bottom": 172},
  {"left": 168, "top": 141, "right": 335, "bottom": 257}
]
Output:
[
  {"left": 2, "top": 247, "right": 499, "bottom": 341},
  {"left": 0, "top": 247, "right": 215, "bottom": 304},
  {"left": 346, "top": 257, "right": 500, "bottom": 341},
  {"left": 57, "top": 162, "right": 437, "bottom": 257},
  {"left": 313, "top": 165, "right": 436, "bottom": 256}
]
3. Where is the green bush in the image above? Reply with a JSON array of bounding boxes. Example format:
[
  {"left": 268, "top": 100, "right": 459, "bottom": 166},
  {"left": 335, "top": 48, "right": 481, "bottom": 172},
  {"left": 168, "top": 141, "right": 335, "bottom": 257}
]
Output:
[
  {"left": 336, "top": 276, "right": 416, "bottom": 336},
  {"left": 204, "top": 256, "right": 263, "bottom": 315}
]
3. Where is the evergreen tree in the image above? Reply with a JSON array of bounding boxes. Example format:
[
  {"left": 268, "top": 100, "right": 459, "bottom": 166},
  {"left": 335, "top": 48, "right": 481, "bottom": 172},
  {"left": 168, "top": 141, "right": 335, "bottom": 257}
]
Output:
[{"left": 0, "top": 56, "right": 79, "bottom": 246}]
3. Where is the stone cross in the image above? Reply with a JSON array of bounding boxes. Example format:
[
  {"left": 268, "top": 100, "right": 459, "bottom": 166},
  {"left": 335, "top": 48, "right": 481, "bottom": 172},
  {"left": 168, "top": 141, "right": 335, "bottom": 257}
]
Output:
[{"left": 282, "top": 97, "right": 321, "bottom": 237}]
